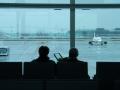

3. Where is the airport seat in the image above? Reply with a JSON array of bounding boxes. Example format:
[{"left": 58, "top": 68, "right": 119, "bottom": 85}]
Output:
[
  {"left": 0, "top": 79, "right": 43, "bottom": 90},
  {"left": 56, "top": 62, "right": 89, "bottom": 79},
  {"left": 0, "top": 62, "right": 22, "bottom": 79},
  {"left": 46, "top": 79, "right": 97, "bottom": 90},
  {"left": 96, "top": 62, "right": 120, "bottom": 80},
  {"left": 114, "top": 80, "right": 120, "bottom": 90},
  {"left": 95, "top": 62, "right": 120, "bottom": 90},
  {"left": 24, "top": 62, "right": 55, "bottom": 79}
]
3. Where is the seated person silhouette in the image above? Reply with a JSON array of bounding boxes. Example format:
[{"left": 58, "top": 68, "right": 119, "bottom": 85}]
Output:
[
  {"left": 24, "top": 46, "right": 55, "bottom": 79},
  {"left": 59, "top": 48, "right": 83, "bottom": 63},
  {"left": 57, "top": 48, "right": 89, "bottom": 79},
  {"left": 32, "top": 46, "right": 55, "bottom": 63}
]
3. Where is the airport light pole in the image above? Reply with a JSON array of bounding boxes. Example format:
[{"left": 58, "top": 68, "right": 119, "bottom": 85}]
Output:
[{"left": 16, "top": 0, "right": 25, "bottom": 39}]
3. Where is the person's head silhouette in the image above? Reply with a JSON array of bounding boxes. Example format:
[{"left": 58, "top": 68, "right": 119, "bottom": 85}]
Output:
[
  {"left": 69, "top": 48, "right": 78, "bottom": 58},
  {"left": 38, "top": 46, "right": 49, "bottom": 57}
]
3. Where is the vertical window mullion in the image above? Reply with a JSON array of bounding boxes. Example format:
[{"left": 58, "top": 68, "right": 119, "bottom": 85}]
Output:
[{"left": 70, "top": 0, "right": 75, "bottom": 48}]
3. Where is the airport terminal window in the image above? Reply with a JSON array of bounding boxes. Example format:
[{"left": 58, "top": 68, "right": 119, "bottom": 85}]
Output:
[
  {"left": 24, "top": 9, "right": 70, "bottom": 62},
  {"left": 76, "top": 0, "right": 120, "bottom": 4},
  {"left": 0, "top": 0, "right": 69, "bottom": 3},
  {"left": 0, "top": 2, "right": 120, "bottom": 78},
  {"left": 0, "top": 9, "right": 17, "bottom": 39},
  {"left": 75, "top": 9, "right": 120, "bottom": 77},
  {"left": 0, "top": 9, "right": 70, "bottom": 62}
]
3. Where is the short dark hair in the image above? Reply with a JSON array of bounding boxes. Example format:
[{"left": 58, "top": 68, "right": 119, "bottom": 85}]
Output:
[
  {"left": 69, "top": 48, "right": 78, "bottom": 58},
  {"left": 39, "top": 46, "right": 49, "bottom": 56}
]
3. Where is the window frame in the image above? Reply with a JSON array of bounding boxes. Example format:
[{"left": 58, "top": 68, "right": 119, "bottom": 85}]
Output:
[{"left": 0, "top": 0, "right": 120, "bottom": 48}]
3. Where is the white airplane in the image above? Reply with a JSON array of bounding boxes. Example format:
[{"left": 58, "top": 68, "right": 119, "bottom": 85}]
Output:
[{"left": 89, "top": 33, "right": 107, "bottom": 45}]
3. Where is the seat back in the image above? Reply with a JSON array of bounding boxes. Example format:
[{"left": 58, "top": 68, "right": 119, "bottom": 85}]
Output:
[
  {"left": 0, "top": 62, "right": 22, "bottom": 79},
  {"left": 56, "top": 62, "right": 89, "bottom": 79},
  {"left": 24, "top": 62, "right": 55, "bottom": 79},
  {"left": 96, "top": 62, "right": 120, "bottom": 80},
  {"left": 0, "top": 79, "right": 43, "bottom": 90}
]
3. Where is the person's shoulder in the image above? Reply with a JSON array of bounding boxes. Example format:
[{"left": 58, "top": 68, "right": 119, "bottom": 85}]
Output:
[
  {"left": 49, "top": 60, "right": 55, "bottom": 64},
  {"left": 49, "top": 60, "right": 55, "bottom": 63},
  {"left": 77, "top": 60, "right": 87, "bottom": 64},
  {"left": 31, "top": 58, "right": 39, "bottom": 63}
]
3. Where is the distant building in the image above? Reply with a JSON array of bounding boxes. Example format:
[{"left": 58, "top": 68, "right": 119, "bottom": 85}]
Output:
[
  {"left": 96, "top": 28, "right": 105, "bottom": 30},
  {"left": 114, "top": 28, "right": 120, "bottom": 31}
]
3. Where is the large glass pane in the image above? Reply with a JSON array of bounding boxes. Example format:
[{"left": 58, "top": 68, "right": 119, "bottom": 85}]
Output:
[
  {"left": 0, "top": 9, "right": 17, "bottom": 39},
  {"left": 76, "top": 9, "right": 120, "bottom": 78},
  {"left": 76, "top": 0, "right": 120, "bottom": 4},
  {"left": 0, "top": 0, "right": 69, "bottom": 3},
  {"left": 0, "top": 9, "right": 70, "bottom": 62}
]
